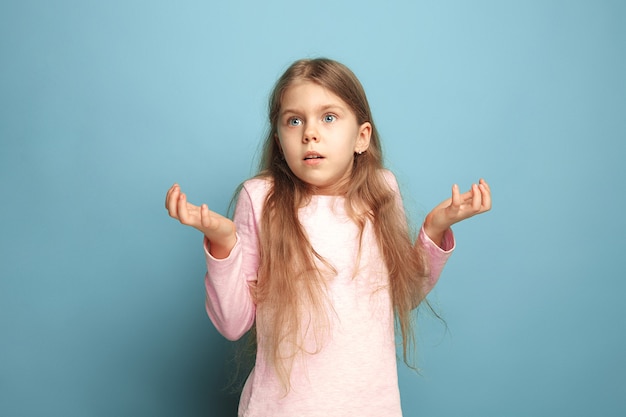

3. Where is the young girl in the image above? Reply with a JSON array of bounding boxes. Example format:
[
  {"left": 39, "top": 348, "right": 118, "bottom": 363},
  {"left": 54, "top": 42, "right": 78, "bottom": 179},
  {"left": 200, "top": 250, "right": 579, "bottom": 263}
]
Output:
[{"left": 165, "top": 58, "right": 491, "bottom": 417}]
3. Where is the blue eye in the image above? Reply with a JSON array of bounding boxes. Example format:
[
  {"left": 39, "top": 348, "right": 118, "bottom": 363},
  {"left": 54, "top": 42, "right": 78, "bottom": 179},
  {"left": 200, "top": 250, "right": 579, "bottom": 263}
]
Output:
[
  {"left": 323, "top": 114, "right": 337, "bottom": 123},
  {"left": 288, "top": 117, "right": 302, "bottom": 126}
]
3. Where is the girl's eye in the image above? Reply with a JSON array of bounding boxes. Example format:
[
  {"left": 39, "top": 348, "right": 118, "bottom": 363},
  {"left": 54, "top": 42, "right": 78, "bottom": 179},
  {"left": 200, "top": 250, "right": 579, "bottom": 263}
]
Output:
[
  {"left": 288, "top": 117, "right": 302, "bottom": 126},
  {"left": 323, "top": 114, "right": 337, "bottom": 123}
]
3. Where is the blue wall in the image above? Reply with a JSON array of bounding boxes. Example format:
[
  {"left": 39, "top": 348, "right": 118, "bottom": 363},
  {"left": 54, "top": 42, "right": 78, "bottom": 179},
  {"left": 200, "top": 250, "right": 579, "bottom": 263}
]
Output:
[{"left": 1, "top": 1, "right": 624, "bottom": 416}]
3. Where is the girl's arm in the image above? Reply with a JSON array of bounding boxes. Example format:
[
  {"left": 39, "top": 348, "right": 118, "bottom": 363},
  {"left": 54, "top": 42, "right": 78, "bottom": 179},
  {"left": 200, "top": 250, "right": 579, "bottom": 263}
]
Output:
[
  {"left": 416, "top": 179, "right": 490, "bottom": 295},
  {"left": 423, "top": 179, "right": 492, "bottom": 247},
  {"left": 203, "top": 184, "right": 260, "bottom": 340},
  {"left": 165, "top": 183, "right": 257, "bottom": 340}
]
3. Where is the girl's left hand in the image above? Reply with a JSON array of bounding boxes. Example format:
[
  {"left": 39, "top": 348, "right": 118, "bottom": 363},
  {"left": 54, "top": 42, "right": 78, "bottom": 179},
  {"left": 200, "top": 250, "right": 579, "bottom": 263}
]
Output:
[{"left": 424, "top": 179, "right": 492, "bottom": 246}]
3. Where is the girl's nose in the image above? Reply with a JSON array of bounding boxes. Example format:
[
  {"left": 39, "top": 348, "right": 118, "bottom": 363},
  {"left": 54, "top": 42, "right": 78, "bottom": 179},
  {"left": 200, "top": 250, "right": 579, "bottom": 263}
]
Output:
[{"left": 303, "top": 127, "right": 319, "bottom": 143}]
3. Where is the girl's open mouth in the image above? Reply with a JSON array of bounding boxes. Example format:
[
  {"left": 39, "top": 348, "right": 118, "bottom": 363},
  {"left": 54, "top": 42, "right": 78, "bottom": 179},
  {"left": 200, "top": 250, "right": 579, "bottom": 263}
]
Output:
[{"left": 304, "top": 152, "right": 324, "bottom": 161}]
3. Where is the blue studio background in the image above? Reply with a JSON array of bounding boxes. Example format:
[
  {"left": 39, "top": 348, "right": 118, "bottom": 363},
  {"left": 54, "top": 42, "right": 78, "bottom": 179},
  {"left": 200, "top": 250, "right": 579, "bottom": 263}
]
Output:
[{"left": 1, "top": 0, "right": 625, "bottom": 416}]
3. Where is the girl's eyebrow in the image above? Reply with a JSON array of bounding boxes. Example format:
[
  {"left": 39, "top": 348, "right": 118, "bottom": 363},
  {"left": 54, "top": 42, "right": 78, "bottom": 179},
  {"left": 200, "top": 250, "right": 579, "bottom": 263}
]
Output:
[{"left": 280, "top": 104, "right": 345, "bottom": 116}]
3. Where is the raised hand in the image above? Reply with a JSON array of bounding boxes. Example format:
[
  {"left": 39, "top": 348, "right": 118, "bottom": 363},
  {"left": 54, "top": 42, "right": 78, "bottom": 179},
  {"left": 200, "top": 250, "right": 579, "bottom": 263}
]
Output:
[
  {"left": 423, "top": 179, "right": 492, "bottom": 247},
  {"left": 165, "top": 184, "right": 237, "bottom": 259}
]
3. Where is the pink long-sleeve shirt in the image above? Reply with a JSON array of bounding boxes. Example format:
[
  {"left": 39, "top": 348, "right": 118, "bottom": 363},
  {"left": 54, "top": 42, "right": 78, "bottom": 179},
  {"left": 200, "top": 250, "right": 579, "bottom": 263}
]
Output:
[{"left": 204, "top": 171, "right": 454, "bottom": 417}]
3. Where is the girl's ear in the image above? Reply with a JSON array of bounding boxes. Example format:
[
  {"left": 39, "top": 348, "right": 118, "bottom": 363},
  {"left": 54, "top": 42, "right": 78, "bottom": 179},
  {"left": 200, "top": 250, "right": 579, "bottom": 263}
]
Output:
[{"left": 355, "top": 122, "right": 372, "bottom": 154}]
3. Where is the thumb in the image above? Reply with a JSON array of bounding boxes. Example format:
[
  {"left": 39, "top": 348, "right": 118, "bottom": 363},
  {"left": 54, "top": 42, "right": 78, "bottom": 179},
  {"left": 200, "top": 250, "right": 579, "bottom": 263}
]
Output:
[{"left": 451, "top": 184, "right": 462, "bottom": 208}]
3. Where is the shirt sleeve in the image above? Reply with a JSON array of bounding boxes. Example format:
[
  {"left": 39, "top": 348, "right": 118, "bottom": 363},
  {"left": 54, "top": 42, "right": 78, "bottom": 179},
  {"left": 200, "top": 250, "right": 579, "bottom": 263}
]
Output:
[
  {"left": 203, "top": 185, "right": 259, "bottom": 341},
  {"left": 418, "top": 226, "right": 455, "bottom": 295}
]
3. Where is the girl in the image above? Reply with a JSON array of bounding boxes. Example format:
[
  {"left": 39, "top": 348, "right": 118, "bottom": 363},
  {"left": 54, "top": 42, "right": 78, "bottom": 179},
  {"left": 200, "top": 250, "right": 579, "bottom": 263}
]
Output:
[{"left": 165, "top": 58, "right": 491, "bottom": 417}]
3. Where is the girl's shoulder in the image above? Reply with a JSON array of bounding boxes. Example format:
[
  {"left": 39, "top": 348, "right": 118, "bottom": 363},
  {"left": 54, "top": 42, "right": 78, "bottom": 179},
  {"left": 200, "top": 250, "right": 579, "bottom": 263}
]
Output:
[
  {"left": 239, "top": 175, "right": 273, "bottom": 203},
  {"left": 242, "top": 175, "right": 272, "bottom": 191},
  {"left": 379, "top": 168, "right": 400, "bottom": 193}
]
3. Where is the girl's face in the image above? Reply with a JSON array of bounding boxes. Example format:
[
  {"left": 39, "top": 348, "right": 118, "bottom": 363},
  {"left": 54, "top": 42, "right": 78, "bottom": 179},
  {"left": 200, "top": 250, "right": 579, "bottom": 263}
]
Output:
[{"left": 276, "top": 81, "right": 371, "bottom": 195}]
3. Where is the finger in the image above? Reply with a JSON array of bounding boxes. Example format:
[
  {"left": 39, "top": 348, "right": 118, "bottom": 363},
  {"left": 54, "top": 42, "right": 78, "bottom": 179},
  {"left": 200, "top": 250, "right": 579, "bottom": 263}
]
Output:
[
  {"left": 177, "top": 193, "right": 190, "bottom": 224},
  {"left": 166, "top": 185, "right": 180, "bottom": 218},
  {"left": 200, "top": 204, "right": 212, "bottom": 229},
  {"left": 479, "top": 182, "right": 492, "bottom": 211},
  {"left": 479, "top": 178, "right": 491, "bottom": 193},
  {"left": 166, "top": 184, "right": 179, "bottom": 204},
  {"left": 471, "top": 183, "right": 482, "bottom": 212},
  {"left": 165, "top": 183, "right": 178, "bottom": 209},
  {"left": 451, "top": 184, "right": 462, "bottom": 207}
]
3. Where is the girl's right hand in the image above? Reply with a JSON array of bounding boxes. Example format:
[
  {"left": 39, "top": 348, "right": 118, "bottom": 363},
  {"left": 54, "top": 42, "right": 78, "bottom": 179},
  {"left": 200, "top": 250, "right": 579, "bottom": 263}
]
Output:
[{"left": 165, "top": 184, "right": 237, "bottom": 259}]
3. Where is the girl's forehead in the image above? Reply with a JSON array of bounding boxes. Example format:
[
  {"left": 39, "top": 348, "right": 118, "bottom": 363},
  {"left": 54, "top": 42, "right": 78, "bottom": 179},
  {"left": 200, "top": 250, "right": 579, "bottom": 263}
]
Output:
[
  {"left": 284, "top": 80, "right": 330, "bottom": 95},
  {"left": 280, "top": 80, "right": 348, "bottom": 109}
]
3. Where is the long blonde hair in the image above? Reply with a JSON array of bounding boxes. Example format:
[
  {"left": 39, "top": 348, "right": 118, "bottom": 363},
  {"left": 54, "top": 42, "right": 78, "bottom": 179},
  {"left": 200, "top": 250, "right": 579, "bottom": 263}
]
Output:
[{"left": 252, "top": 58, "right": 429, "bottom": 389}]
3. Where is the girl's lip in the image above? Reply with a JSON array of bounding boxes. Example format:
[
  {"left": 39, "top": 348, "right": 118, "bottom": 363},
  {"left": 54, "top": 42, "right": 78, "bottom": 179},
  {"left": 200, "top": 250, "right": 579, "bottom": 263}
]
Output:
[
  {"left": 303, "top": 151, "right": 324, "bottom": 160},
  {"left": 303, "top": 151, "right": 324, "bottom": 166}
]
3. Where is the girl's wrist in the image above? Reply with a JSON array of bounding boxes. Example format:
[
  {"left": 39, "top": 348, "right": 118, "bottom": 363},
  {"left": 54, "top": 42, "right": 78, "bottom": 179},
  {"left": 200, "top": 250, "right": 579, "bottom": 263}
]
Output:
[
  {"left": 423, "top": 216, "right": 448, "bottom": 248},
  {"left": 206, "top": 232, "right": 237, "bottom": 260}
]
